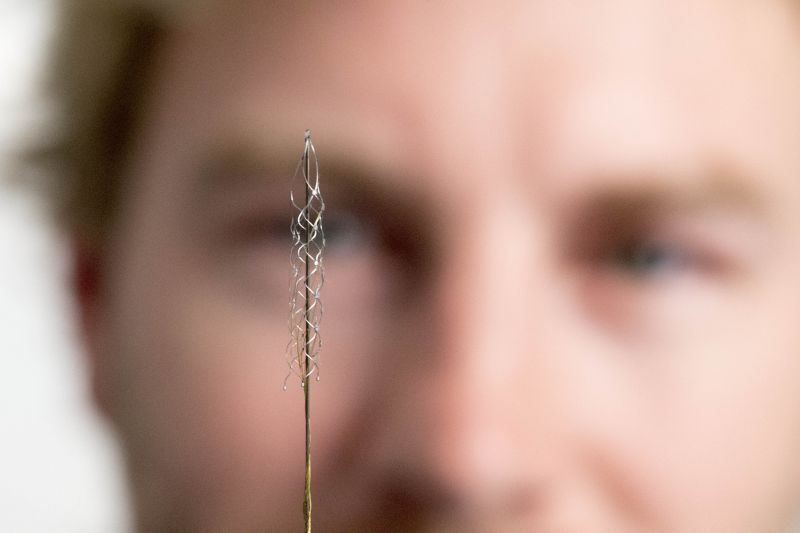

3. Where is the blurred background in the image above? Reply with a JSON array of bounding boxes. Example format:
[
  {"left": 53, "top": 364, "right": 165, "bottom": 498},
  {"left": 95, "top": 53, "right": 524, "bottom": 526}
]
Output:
[{"left": 0, "top": 0, "right": 132, "bottom": 531}]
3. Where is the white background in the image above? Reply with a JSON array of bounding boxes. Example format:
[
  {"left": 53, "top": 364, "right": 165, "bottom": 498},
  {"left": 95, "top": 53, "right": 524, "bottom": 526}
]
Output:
[{"left": 0, "top": 1, "right": 132, "bottom": 531}]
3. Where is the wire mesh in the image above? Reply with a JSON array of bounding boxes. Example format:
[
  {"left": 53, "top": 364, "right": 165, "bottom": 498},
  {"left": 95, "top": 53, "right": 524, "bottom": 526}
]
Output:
[{"left": 285, "top": 129, "right": 325, "bottom": 388}]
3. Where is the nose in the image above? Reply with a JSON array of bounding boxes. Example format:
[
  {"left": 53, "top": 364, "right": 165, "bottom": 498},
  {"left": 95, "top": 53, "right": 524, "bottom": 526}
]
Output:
[{"left": 365, "top": 191, "right": 560, "bottom": 523}]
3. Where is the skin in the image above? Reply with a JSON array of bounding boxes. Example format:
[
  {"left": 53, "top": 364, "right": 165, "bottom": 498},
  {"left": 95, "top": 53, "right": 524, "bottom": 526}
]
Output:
[{"left": 78, "top": 0, "right": 800, "bottom": 531}]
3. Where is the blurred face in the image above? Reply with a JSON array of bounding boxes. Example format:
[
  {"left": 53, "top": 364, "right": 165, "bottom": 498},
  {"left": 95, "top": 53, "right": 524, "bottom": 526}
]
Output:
[{"left": 83, "top": 1, "right": 800, "bottom": 531}]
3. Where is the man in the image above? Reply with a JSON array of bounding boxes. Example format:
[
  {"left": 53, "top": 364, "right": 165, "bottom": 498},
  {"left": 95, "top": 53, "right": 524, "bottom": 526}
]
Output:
[{"left": 51, "top": 0, "right": 800, "bottom": 531}]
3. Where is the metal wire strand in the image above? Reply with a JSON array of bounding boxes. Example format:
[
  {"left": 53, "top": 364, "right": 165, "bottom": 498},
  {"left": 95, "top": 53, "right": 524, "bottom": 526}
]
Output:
[
  {"left": 285, "top": 130, "right": 324, "bottom": 532},
  {"left": 285, "top": 129, "right": 325, "bottom": 387}
]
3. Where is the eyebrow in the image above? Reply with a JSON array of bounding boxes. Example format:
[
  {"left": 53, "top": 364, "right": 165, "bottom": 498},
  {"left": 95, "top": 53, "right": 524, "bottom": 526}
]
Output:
[
  {"left": 193, "top": 139, "right": 296, "bottom": 196},
  {"left": 191, "top": 134, "right": 431, "bottom": 224},
  {"left": 568, "top": 169, "right": 771, "bottom": 221},
  {"left": 559, "top": 169, "right": 775, "bottom": 250}
]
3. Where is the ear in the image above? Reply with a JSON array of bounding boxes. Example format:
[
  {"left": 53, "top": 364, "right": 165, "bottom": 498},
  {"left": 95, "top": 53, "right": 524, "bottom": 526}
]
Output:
[{"left": 71, "top": 237, "right": 113, "bottom": 418}]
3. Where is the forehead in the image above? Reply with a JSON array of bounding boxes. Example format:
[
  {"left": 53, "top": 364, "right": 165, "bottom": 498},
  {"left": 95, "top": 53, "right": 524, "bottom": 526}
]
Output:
[{"left": 140, "top": 0, "right": 800, "bottom": 206}]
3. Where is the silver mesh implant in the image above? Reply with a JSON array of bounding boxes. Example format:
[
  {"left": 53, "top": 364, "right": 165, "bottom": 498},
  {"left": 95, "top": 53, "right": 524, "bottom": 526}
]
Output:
[
  {"left": 286, "top": 129, "right": 325, "bottom": 387},
  {"left": 285, "top": 129, "right": 325, "bottom": 532}
]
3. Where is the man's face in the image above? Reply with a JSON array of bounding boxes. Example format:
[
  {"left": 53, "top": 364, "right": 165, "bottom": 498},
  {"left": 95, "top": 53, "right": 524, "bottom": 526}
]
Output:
[{"left": 86, "top": 1, "right": 800, "bottom": 531}]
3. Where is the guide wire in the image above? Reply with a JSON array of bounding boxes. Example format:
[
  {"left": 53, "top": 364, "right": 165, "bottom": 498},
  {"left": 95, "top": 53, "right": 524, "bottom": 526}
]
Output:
[{"left": 285, "top": 129, "right": 324, "bottom": 532}]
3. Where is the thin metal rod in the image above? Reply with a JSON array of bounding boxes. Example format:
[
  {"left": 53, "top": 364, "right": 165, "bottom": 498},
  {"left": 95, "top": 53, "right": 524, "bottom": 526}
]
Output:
[{"left": 303, "top": 137, "right": 312, "bottom": 533}]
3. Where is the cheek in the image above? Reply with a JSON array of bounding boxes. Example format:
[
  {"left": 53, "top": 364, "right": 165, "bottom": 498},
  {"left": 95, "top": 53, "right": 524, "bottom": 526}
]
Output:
[
  {"left": 103, "top": 225, "right": 397, "bottom": 528},
  {"left": 100, "top": 221, "right": 298, "bottom": 526},
  {"left": 633, "top": 291, "right": 800, "bottom": 531},
  {"left": 567, "top": 272, "right": 800, "bottom": 532}
]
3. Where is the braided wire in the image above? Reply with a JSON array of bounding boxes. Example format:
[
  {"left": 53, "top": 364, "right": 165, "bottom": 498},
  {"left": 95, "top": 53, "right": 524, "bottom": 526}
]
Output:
[{"left": 285, "top": 130, "right": 325, "bottom": 388}]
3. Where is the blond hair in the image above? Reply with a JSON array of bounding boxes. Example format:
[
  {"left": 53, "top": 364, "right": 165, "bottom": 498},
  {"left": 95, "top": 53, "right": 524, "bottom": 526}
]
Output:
[{"left": 49, "top": 0, "right": 189, "bottom": 244}]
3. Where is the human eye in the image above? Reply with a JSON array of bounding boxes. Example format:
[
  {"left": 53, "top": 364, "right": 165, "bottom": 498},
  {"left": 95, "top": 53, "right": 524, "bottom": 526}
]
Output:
[
  {"left": 227, "top": 206, "right": 381, "bottom": 278},
  {"left": 579, "top": 226, "right": 741, "bottom": 300},
  {"left": 295, "top": 210, "right": 376, "bottom": 255},
  {"left": 569, "top": 210, "right": 754, "bottom": 288},
  {"left": 567, "top": 210, "right": 769, "bottom": 339},
  {"left": 212, "top": 189, "right": 428, "bottom": 315},
  {"left": 604, "top": 238, "right": 697, "bottom": 281}
]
